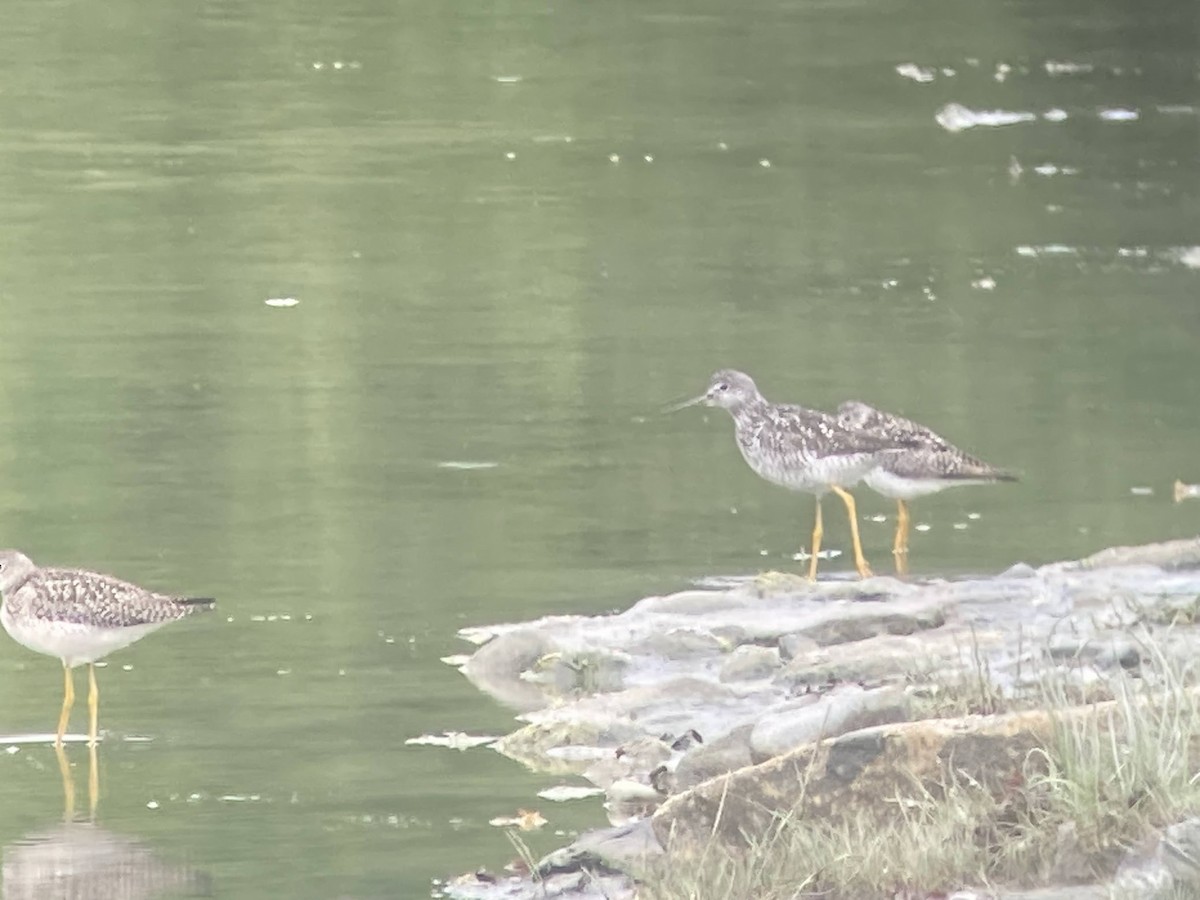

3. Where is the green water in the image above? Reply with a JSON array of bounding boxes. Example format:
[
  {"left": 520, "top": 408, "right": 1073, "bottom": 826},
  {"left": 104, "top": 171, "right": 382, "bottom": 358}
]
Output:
[{"left": 0, "top": 0, "right": 1197, "bottom": 896}]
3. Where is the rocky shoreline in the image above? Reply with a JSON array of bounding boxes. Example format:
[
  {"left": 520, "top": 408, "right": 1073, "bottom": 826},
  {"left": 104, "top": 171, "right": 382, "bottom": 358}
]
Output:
[{"left": 440, "top": 537, "right": 1200, "bottom": 900}]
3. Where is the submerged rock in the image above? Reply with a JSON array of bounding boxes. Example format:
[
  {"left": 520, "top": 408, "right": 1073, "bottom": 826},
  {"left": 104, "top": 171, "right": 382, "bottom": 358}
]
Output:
[
  {"left": 1058, "top": 536, "right": 1200, "bottom": 572},
  {"left": 463, "top": 629, "right": 562, "bottom": 712}
]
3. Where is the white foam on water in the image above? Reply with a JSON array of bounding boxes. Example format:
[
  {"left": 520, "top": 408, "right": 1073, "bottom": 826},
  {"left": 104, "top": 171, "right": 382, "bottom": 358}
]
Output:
[
  {"left": 895, "top": 63, "right": 936, "bottom": 83},
  {"left": 538, "top": 785, "right": 605, "bottom": 802},
  {"left": 405, "top": 732, "right": 499, "bottom": 751}
]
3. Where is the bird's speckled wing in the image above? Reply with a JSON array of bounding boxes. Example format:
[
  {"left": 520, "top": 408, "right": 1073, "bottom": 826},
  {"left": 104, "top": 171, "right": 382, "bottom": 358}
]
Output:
[
  {"left": 846, "top": 403, "right": 1015, "bottom": 481},
  {"left": 847, "top": 405, "right": 952, "bottom": 450},
  {"left": 884, "top": 446, "right": 1015, "bottom": 481},
  {"left": 21, "top": 568, "right": 210, "bottom": 628},
  {"left": 745, "top": 404, "right": 909, "bottom": 459}
]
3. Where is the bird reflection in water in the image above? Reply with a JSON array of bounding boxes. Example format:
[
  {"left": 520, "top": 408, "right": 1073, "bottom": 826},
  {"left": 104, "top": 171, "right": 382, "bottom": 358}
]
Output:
[
  {"left": 2, "top": 744, "right": 211, "bottom": 899},
  {"left": 54, "top": 741, "right": 100, "bottom": 822}
]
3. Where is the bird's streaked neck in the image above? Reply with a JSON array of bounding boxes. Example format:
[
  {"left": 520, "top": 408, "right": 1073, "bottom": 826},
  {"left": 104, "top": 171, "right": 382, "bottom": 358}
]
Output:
[
  {"left": 724, "top": 392, "right": 770, "bottom": 420},
  {"left": 0, "top": 569, "right": 36, "bottom": 596}
]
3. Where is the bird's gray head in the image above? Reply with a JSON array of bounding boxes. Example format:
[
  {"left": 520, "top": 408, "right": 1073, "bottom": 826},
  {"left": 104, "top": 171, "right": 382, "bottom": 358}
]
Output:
[
  {"left": 836, "top": 400, "right": 878, "bottom": 431},
  {"left": 0, "top": 549, "right": 36, "bottom": 592},
  {"left": 669, "top": 369, "right": 763, "bottom": 414}
]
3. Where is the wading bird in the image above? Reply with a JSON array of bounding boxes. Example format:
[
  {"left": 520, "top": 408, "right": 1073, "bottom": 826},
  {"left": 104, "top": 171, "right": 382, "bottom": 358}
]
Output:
[
  {"left": 672, "top": 370, "right": 916, "bottom": 579},
  {"left": 836, "top": 401, "right": 1017, "bottom": 573},
  {"left": 0, "top": 549, "right": 214, "bottom": 746}
]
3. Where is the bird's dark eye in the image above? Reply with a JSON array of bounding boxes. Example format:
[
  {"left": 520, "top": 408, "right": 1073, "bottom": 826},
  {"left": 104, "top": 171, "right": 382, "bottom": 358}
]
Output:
[{"left": 716, "top": 383, "right": 729, "bottom": 392}]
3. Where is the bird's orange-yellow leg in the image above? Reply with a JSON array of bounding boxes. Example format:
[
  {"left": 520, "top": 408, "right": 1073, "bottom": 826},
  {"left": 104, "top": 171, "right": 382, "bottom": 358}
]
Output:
[
  {"left": 88, "top": 741, "right": 100, "bottom": 819},
  {"left": 56, "top": 663, "right": 75, "bottom": 748},
  {"left": 807, "top": 497, "right": 824, "bottom": 581},
  {"left": 87, "top": 664, "right": 100, "bottom": 748},
  {"left": 831, "top": 486, "right": 873, "bottom": 579},
  {"left": 54, "top": 742, "right": 76, "bottom": 821},
  {"left": 894, "top": 499, "right": 910, "bottom": 575}
]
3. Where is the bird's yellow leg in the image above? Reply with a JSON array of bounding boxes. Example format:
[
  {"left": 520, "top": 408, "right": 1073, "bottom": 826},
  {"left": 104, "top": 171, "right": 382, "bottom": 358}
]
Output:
[
  {"left": 55, "top": 742, "right": 76, "bottom": 821},
  {"left": 807, "top": 497, "right": 824, "bottom": 581},
  {"left": 88, "top": 741, "right": 100, "bottom": 820},
  {"left": 831, "top": 486, "right": 873, "bottom": 579},
  {"left": 87, "top": 664, "right": 100, "bottom": 748},
  {"left": 894, "top": 499, "right": 910, "bottom": 575},
  {"left": 56, "top": 663, "right": 75, "bottom": 748}
]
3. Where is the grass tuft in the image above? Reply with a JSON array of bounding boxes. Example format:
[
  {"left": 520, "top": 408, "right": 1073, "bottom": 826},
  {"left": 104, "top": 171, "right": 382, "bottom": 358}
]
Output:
[{"left": 643, "top": 634, "right": 1200, "bottom": 899}]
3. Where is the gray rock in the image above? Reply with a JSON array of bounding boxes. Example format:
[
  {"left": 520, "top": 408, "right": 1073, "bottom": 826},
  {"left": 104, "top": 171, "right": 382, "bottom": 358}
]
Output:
[
  {"left": 464, "top": 629, "right": 556, "bottom": 681},
  {"left": 653, "top": 708, "right": 1056, "bottom": 857},
  {"left": 747, "top": 572, "right": 911, "bottom": 602},
  {"left": 983, "top": 888, "right": 1108, "bottom": 899},
  {"left": 794, "top": 597, "right": 949, "bottom": 646},
  {"left": 606, "top": 779, "right": 662, "bottom": 804},
  {"left": 1112, "top": 816, "right": 1200, "bottom": 897},
  {"left": 1000, "top": 562, "right": 1039, "bottom": 578},
  {"left": 1160, "top": 816, "right": 1200, "bottom": 884},
  {"left": 582, "top": 736, "right": 673, "bottom": 789},
  {"left": 451, "top": 538, "right": 1200, "bottom": 900},
  {"left": 776, "top": 628, "right": 987, "bottom": 689},
  {"left": 778, "top": 632, "right": 821, "bottom": 661},
  {"left": 719, "top": 645, "right": 781, "bottom": 682},
  {"left": 749, "top": 686, "right": 909, "bottom": 760},
  {"left": 463, "top": 629, "right": 562, "bottom": 712},
  {"left": 494, "top": 715, "right": 649, "bottom": 775},
  {"left": 1064, "top": 537, "right": 1200, "bottom": 572},
  {"left": 629, "top": 590, "right": 755, "bottom": 616},
  {"left": 709, "top": 623, "right": 749, "bottom": 646},
  {"left": 444, "top": 868, "right": 636, "bottom": 900},
  {"left": 538, "top": 819, "right": 663, "bottom": 878},
  {"left": 1137, "top": 594, "right": 1200, "bottom": 627},
  {"left": 629, "top": 627, "right": 727, "bottom": 658},
  {"left": 672, "top": 724, "right": 755, "bottom": 791},
  {"left": 505, "top": 677, "right": 758, "bottom": 767},
  {"left": 1046, "top": 820, "right": 1097, "bottom": 884},
  {"left": 1047, "top": 632, "right": 1141, "bottom": 670},
  {"left": 518, "top": 648, "right": 630, "bottom": 695}
]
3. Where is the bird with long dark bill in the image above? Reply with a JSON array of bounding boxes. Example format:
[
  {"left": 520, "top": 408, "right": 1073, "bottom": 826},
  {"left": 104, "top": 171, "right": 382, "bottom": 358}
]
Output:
[{"left": 671, "top": 370, "right": 915, "bottom": 579}]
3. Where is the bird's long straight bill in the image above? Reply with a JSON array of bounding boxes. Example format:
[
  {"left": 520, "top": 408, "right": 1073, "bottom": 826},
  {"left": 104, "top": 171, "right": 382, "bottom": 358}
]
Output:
[{"left": 663, "top": 394, "right": 706, "bottom": 413}]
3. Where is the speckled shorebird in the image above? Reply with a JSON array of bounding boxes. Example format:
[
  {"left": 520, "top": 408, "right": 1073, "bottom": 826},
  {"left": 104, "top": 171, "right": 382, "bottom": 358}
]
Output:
[
  {"left": 836, "top": 401, "right": 1017, "bottom": 573},
  {"left": 0, "top": 550, "right": 214, "bottom": 747},
  {"left": 672, "top": 370, "right": 915, "bottom": 580}
]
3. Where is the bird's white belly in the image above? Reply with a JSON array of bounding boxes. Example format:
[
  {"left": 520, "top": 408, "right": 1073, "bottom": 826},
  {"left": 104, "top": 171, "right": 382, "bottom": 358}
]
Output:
[
  {"left": 744, "top": 449, "right": 874, "bottom": 494},
  {"left": 1, "top": 604, "right": 162, "bottom": 667},
  {"left": 864, "top": 468, "right": 959, "bottom": 501}
]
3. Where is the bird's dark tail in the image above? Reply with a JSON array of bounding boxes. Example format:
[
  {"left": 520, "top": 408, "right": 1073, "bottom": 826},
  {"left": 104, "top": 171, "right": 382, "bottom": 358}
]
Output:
[
  {"left": 942, "top": 468, "right": 1019, "bottom": 483},
  {"left": 177, "top": 597, "right": 217, "bottom": 614}
]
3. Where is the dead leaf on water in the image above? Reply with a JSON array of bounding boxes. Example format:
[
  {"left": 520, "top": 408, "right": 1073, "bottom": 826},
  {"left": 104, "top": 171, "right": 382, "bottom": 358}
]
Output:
[{"left": 489, "top": 808, "right": 547, "bottom": 831}]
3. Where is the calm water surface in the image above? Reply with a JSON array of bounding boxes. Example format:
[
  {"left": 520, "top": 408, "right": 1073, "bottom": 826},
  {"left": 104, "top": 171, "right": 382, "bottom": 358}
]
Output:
[{"left": 0, "top": 0, "right": 1197, "bottom": 896}]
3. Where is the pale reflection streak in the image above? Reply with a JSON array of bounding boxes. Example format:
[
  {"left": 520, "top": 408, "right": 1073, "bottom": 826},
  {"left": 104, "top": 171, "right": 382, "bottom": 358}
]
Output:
[
  {"left": 54, "top": 742, "right": 99, "bottom": 822},
  {"left": 2, "top": 746, "right": 211, "bottom": 899}
]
